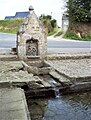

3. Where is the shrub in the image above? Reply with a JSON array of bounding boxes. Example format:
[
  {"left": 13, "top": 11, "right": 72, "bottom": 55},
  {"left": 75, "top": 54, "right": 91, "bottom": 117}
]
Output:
[
  {"left": 82, "top": 34, "right": 91, "bottom": 41},
  {"left": 63, "top": 32, "right": 81, "bottom": 40},
  {"left": 63, "top": 31, "right": 91, "bottom": 41}
]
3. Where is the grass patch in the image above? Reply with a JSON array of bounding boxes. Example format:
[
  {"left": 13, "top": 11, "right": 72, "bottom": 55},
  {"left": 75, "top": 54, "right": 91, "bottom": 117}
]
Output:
[
  {"left": 0, "top": 19, "right": 23, "bottom": 34},
  {"left": 63, "top": 31, "right": 91, "bottom": 41},
  {"left": 54, "top": 31, "right": 63, "bottom": 37},
  {"left": 63, "top": 32, "right": 81, "bottom": 40},
  {"left": 82, "top": 34, "right": 91, "bottom": 41},
  {"left": 48, "top": 27, "right": 59, "bottom": 36}
]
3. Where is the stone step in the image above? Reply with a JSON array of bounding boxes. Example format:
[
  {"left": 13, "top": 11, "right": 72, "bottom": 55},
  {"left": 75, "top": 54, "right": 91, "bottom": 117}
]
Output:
[
  {"left": 40, "top": 79, "right": 52, "bottom": 87},
  {"left": 47, "top": 53, "right": 91, "bottom": 60},
  {"left": 0, "top": 88, "right": 31, "bottom": 120},
  {"left": 49, "top": 70, "right": 72, "bottom": 86},
  {"left": 0, "top": 55, "right": 18, "bottom": 61},
  {"left": 70, "top": 82, "right": 91, "bottom": 93}
]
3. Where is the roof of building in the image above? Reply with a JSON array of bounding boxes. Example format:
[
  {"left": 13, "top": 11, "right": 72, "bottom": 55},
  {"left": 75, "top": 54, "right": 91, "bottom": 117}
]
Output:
[
  {"left": 4, "top": 16, "right": 15, "bottom": 20},
  {"left": 14, "top": 12, "right": 30, "bottom": 18},
  {"left": 4, "top": 12, "right": 30, "bottom": 20}
]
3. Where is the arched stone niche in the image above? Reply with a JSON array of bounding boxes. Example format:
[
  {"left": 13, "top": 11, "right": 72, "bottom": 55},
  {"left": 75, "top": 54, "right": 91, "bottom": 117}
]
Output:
[{"left": 26, "top": 38, "right": 38, "bottom": 56}]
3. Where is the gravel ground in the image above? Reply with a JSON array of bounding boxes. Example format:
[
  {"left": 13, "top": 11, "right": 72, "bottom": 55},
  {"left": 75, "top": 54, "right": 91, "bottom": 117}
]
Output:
[{"left": 47, "top": 58, "right": 91, "bottom": 78}]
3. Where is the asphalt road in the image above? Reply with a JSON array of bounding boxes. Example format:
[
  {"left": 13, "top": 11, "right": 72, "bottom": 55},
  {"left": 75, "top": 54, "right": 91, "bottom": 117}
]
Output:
[
  {"left": 0, "top": 32, "right": 91, "bottom": 53},
  {"left": 47, "top": 37, "right": 91, "bottom": 53}
]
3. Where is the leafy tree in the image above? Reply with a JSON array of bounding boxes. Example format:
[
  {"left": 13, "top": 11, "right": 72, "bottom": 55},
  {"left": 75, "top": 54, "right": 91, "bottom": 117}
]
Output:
[
  {"left": 39, "top": 14, "right": 57, "bottom": 33},
  {"left": 67, "top": 0, "right": 91, "bottom": 26},
  {"left": 51, "top": 19, "right": 57, "bottom": 28}
]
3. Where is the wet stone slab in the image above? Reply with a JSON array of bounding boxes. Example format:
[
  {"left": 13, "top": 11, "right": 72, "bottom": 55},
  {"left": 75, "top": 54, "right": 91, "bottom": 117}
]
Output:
[{"left": 0, "top": 88, "right": 30, "bottom": 120}]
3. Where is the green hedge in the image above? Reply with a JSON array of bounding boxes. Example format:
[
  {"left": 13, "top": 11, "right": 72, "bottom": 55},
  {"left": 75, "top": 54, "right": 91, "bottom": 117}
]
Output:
[{"left": 63, "top": 32, "right": 91, "bottom": 41}]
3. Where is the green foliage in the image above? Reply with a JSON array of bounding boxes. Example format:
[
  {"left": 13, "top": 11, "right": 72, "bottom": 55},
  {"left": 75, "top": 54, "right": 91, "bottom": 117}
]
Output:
[
  {"left": 40, "top": 14, "right": 52, "bottom": 20},
  {"left": 63, "top": 32, "right": 81, "bottom": 40},
  {"left": 67, "top": 0, "right": 91, "bottom": 25},
  {"left": 63, "top": 31, "right": 91, "bottom": 41},
  {"left": 39, "top": 14, "right": 57, "bottom": 34},
  {"left": 0, "top": 15, "right": 58, "bottom": 35},
  {"left": 82, "top": 34, "right": 91, "bottom": 41},
  {"left": 54, "top": 31, "right": 63, "bottom": 37},
  {"left": 48, "top": 31, "right": 56, "bottom": 36},
  {"left": 0, "top": 19, "right": 23, "bottom": 34},
  {"left": 51, "top": 19, "right": 57, "bottom": 28},
  {"left": 48, "top": 27, "right": 59, "bottom": 36}
]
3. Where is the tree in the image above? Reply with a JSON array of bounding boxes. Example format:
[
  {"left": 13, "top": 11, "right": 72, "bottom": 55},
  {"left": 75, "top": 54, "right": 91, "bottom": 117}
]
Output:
[
  {"left": 39, "top": 14, "right": 57, "bottom": 33},
  {"left": 67, "top": 0, "right": 91, "bottom": 26}
]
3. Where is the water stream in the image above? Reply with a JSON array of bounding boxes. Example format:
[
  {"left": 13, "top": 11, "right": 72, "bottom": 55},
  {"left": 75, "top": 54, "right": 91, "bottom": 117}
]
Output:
[
  {"left": 49, "top": 80, "right": 60, "bottom": 98},
  {"left": 27, "top": 92, "right": 91, "bottom": 120},
  {"left": 54, "top": 88, "right": 60, "bottom": 98},
  {"left": 26, "top": 75, "right": 91, "bottom": 120}
]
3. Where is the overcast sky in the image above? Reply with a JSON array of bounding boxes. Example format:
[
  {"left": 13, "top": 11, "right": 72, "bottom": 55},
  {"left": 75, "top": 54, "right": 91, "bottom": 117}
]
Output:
[{"left": 0, "top": 0, "right": 67, "bottom": 27}]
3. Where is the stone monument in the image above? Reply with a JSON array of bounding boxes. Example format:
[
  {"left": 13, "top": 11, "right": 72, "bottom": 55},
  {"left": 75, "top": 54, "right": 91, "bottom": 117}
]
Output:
[
  {"left": 16, "top": 6, "right": 47, "bottom": 60},
  {"left": 62, "top": 14, "right": 69, "bottom": 32}
]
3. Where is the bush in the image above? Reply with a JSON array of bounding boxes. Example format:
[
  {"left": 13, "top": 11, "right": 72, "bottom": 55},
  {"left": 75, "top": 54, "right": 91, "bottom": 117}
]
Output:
[
  {"left": 63, "top": 31, "right": 91, "bottom": 41},
  {"left": 39, "top": 14, "right": 57, "bottom": 35},
  {"left": 63, "top": 32, "right": 81, "bottom": 40},
  {"left": 82, "top": 34, "right": 91, "bottom": 41}
]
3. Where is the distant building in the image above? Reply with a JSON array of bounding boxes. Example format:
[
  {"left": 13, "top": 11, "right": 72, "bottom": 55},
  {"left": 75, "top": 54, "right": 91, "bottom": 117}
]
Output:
[
  {"left": 5, "top": 16, "right": 15, "bottom": 20},
  {"left": 14, "top": 12, "right": 29, "bottom": 19},
  {"left": 62, "top": 14, "right": 69, "bottom": 32},
  {"left": 4, "top": 12, "right": 30, "bottom": 20}
]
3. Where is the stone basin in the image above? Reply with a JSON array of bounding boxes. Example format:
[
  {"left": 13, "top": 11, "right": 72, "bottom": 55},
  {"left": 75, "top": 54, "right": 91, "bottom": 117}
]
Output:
[{"left": 22, "top": 61, "right": 52, "bottom": 75}]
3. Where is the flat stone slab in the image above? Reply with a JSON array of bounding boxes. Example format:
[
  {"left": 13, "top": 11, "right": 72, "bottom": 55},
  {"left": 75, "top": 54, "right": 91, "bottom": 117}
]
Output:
[
  {"left": 0, "top": 88, "right": 30, "bottom": 120},
  {"left": 0, "top": 61, "right": 56, "bottom": 89},
  {"left": 47, "top": 53, "right": 91, "bottom": 60},
  {"left": 0, "top": 55, "right": 18, "bottom": 61},
  {"left": 49, "top": 70, "right": 71, "bottom": 85},
  {"left": 47, "top": 58, "right": 91, "bottom": 79},
  {"left": 0, "top": 61, "right": 23, "bottom": 73}
]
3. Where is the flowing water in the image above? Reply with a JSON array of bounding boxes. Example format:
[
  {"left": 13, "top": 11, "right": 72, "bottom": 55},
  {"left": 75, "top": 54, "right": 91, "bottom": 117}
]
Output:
[
  {"left": 26, "top": 75, "right": 91, "bottom": 120},
  {"left": 27, "top": 92, "right": 91, "bottom": 120},
  {"left": 49, "top": 80, "right": 60, "bottom": 98}
]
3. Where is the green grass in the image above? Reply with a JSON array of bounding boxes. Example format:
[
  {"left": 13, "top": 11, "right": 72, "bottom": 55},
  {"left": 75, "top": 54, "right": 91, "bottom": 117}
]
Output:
[
  {"left": 0, "top": 19, "right": 59, "bottom": 36},
  {"left": 48, "top": 27, "right": 59, "bottom": 36},
  {"left": 63, "top": 32, "right": 81, "bottom": 40},
  {"left": 82, "top": 34, "right": 91, "bottom": 41},
  {"left": 48, "top": 30, "right": 56, "bottom": 36},
  {"left": 54, "top": 31, "right": 63, "bottom": 37},
  {"left": 63, "top": 31, "right": 91, "bottom": 41},
  {"left": 0, "top": 19, "right": 23, "bottom": 34}
]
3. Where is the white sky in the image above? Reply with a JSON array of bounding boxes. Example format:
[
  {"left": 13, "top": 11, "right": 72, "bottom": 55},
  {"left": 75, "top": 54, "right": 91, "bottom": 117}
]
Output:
[{"left": 0, "top": 0, "right": 67, "bottom": 27}]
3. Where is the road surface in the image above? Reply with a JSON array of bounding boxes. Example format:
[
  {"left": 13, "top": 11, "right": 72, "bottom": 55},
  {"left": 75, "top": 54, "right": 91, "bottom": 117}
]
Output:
[{"left": 0, "top": 32, "right": 91, "bottom": 54}]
